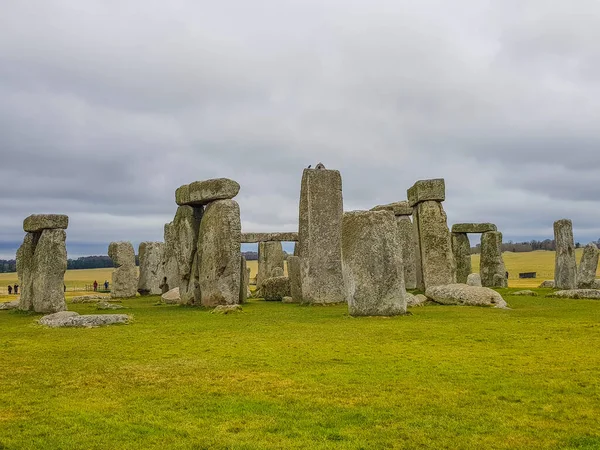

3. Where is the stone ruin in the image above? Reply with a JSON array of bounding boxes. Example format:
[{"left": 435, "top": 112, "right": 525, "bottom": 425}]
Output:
[
  {"left": 108, "top": 241, "right": 137, "bottom": 298},
  {"left": 138, "top": 242, "right": 164, "bottom": 295},
  {"left": 17, "top": 214, "right": 68, "bottom": 313}
]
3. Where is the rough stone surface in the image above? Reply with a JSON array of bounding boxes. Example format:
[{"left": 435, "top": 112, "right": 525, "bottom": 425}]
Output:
[
  {"left": 425, "top": 284, "right": 508, "bottom": 308},
  {"left": 593, "top": 280, "right": 600, "bottom": 289},
  {"left": 342, "top": 210, "right": 407, "bottom": 316},
  {"left": 23, "top": 214, "right": 69, "bottom": 232},
  {"left": 539, "top": 280, "right": 556, "bottom": 288},
  {"left": 452, "top": 232, "right": 472, "bottom": 284},
  {"left": 108, "top": 241, "right": 138, "bottom": 299},
  {"left": 211, "top": 305, "right": 243, "bottom": 314},
  {"left": 282, "top": 296, "right": 294, "bottom": 303},
  {"left": 240, "top": 232, "right": 299, "bottom": 243},
  {"left": 161, "top": 287, "right": 181, "bottom": 304},
  {"left": 173, "top": 206, "right": 203, "bottom": 305},
  {"left": 370, "top": 201, "right": 412, "bottom": 216},
  {"left": 262, "top": 276, "right": 291, "bottom": 301},
  {"left": 257, "top": 241, "right": 284, "bottom": 289},
  {"left": 414, "top": 200, "right": 456, "bottom": 290},
  {"left": 513, "top": 290, "right": 538, "bottom": 297},
  {"left": 39, "top": 311, "right": 130, "bottom": 328},
  {"left": 71, "top": 295, "right": 111, "bottom": 303},
  {"left": 407, "top": 179, "right": 445, "bottom": 207},
  {"left": 271, "top": 267, "right": 284, "bottom": 277},
  {"left": 406, "top": 293, "right": 428, "bottom": 307},
  {"left": 239, "top": 256, "right": 249, "bottom": 304},
  {"left": 96, "top": 302, "right": 126, "bottom": 310},
  {"left": 297, "top": 167, "right": 345, "bottom": 304},
  {"left": 137, "top": 242, "right": 164, "bottom": 295},
  {"left": 554, "top": 219, "right": 577, "bottom": 290},
  {"left": 197, "top": 199, "right": 241, "bottom": 307},
  {"left": 0, "top": 300, "right": 19, "bottom": 310},
  {"left": 547, "top": 289, "right": 600, "bottom": 299},
  {"left": 176, "top": 178, "right": 240, "bottom": 206},
  {"left": 466, "top": 273, "right": 482, "bottom": 287},
  {"left": 160, "top": 222, "right": 179, "bottom": 294},
  {"left": 577, "top": 243, "right": 599, "bottom": 289},
  {"left": 19, "top": 229, "right": 68, "bottom": 313},
  {"left": 287, "top": 256, "right": 302, "bottom": 303},
  {"left": 397, "top": 215, "right": 417, "bottom": 290},
  {"left": 451, "top": 223, "right": 497, "bottom": 234},
  {"left": 480, "top": 231, "right": 507, "bottom": 288}
]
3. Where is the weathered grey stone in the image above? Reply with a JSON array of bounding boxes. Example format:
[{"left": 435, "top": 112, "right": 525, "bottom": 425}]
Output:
[
  {"left": 96, "top": 302, "right": 126, "bottom": 310},
  {"left": 406, "top": 293, "right": 428, "bottom": 307},
  {"left": 593, "top": 280, "right": 600, "bottom": 289},
  {"left": 480, "top": 231, "right": 507, "bottom": 288},
  {"left": 397, "top": 215, "right": 417, "bottom": 290},
  {"left": 425, "top": 284, "right": 508, "bottom": 308},
  {"left": 577, "top": 243, "right": 599, "bottom": 289},
  {"left": 176, "top": 178, "right": 240, "bottom": 206},
  {"left": 173, "top": 206, "right": 203, "bottom": 304},
  {"left": 539, "top": 280, "right": 556, "bottom": 288},
  {"left": 161, "top": 287, "right": 181, "bottom": 304},
  {"left": 342, "top": 210, "right": 406, "bottom": 316},
  {"left": 211, "top": 305, "right": 243, "bottom": 314},
  {"left": 39, "top": 311, "right": 130, "bottom": 328},
  {"left": 160, "top": 222, "right": 179, "bottom": 294},
  {"left": 23, "top": 214, "right": 69, "bottom": 232},
  {"left": 239, "top": 256, "right": 249, "bottom": 304},
  {"left": 370, "top": 201, "right": 412, "bottom": 216},
  {"left": 108, "top": 241, "right": 137, "bottom": 299},
  {"left": 297, "top": 167, "right": 345, "bottom": 304},
  {"left": 407, "top": 179, "right": 445, "bottom": 207},
  {"left": 554, "top": 219, "right": 577, "bottom": 290},
  {"left": 71, "top": 295, "right": 111, "bottom": 303},
  {"left": 262, "top": 276, "right": 291, "bottom": 301},
  {"left": 257, "top": 241, "right": 284, "bottom": 289},
  {"left": 413, "top": 200, "right": 456, "bottom": 289},
  {"left": 451, "top": 223, "right": 497, "bottom": 234},
  {"left": 282, "top": 296, "right": 294, "bottom": 303},
  {"left": 0, "top": 300, "right": 19, "bottom": 310},
  {"left": 17, "top": 232, "right": 36, "bottom": 311},
  {"left": 452, "top": 232, "right": 472, "bottom": 284},
  {"left": 240, "top": 232, "right": 299, "bottom": 243},
  {"left": 466, "top": 273, "right": 482, "bottom": 287},
  {"left": 547, "top": 289, "right": 600, "bottom": 299},
  {"left": 287, "top": 255, "right": 302, "bottom": 303},
  {"left": 197, "top": 199, "right": 241, "bottom": 307},
  {"left": 271, "top": 267, "right": 284, "bottom": 277},
  {"left": 137, "top": 242, "right": 164, "bottom": 295},
  {"left": 513, "top": 290, "right": 538, "bottom": 297}
]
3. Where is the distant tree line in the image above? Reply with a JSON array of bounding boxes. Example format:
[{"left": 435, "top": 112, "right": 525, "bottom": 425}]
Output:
[
  {"left": 470, "top": 238, "right": 598, "bottom": 254},
  {"left": 0, "top": 255, "right": 143, "bottom": 273},
  {"left": 0, "top": 259, "right": 16, "bottom": 273}
]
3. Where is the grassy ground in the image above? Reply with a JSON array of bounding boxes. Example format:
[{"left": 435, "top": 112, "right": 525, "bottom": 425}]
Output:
[{"left": 1, "top": 291, "right": 600, "bottom": 449}]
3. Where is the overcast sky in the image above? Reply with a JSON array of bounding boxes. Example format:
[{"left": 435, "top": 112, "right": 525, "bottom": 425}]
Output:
[{"left": 1, "top": 0, "right": 599, "bottom": 258}]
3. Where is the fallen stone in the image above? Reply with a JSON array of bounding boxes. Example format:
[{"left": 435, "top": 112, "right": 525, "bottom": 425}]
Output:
[
  {"left": 240, "top": 232, "right": 299, "bottom": 243},
  {"left": 0, "top": 300, "right": 19, "bottom": 310},
  {"left": 71, "top": 295, "right": 112, "bottom": 303},
  {"left": 406, "top": 293, "right": 428, "bottom": 307},
  {"left": 108, "top": 241, "right": 138, "bottom": 299},
  {"left": 425, "top": 284, "right": 508, "bottom": 308},
  {"left": 467, "top": 273, "right": 482, "bottom": 287},
  {"left": 262, "top": 276, "right": 291, "bottom": 301},
  {"left": 176, "top": 178, "right": 240, "bottom": 206},
  {"left": 282, "top": 296, "right": 294, "bottom": 303},
  {"left": 554, "top": 219, "right": 577, "bottom": 290},
  {"left": 539, "top": 280, "right": 555, "bottom": 288},
  {"left": 512, "top": 290, "right": 538, "bottom": 297},
  {"left": 577, "top": 243, "right": 599, "bottom": 289},
  {"left": 451, "top": 223, "right": 497, "bottom": 234},
  {"left": 407, "top": 179, "right": 445, "bottom": 207},
  {"left": 96, "top": 302, "right": 126, "bottom": 310},
  {"left": 546, "top": 289, "right": 600, "bottom": 300},
  {"left": 211, "top": 305, "right": 243, "bottom": 314},
  {"left": 370, "top": 201, "right": 412, "bottom": 216},
  {"left": 23, "top": 214, "right": 69, "bottom": 232},
  {"left": 39, "top": 311, "right": 130, "bottom": 328},
  {"left": 137, "top": 242, "right": 164, "bottom": 296},
  {"left": 161, "top": 287, "right": 181, "bottom": 304}
]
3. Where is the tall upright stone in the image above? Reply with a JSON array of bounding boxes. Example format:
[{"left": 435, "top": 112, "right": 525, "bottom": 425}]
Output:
[
  {"left": 452, "top": 232, "right": 472, "bottom": 284},
  {"left": 137, "top": 242, "right": 164, "bottom": 295},
  {"left": 197, "top": 199, "right": 241, "bottom": 307},
  {"left": 297, "top": 165, "right": 345, "bottom": 304},
  {"left": 577, "top": 243, "right": 599, "bottom": 289},
  {"left": 173, "top": 205, "right": 203, "bottom": 305},
  {"left": 108, "top": 241, "right": 137, "bottom": 298},
  {"left": 239, "top": 256, "right": 249, "bottom": 304},
  {"left": 342, "top": 210, "right": 406, "bottom": 316},
  {"left": 554, "top": 219, "right": 577, "bottom": 290},
  {"left": 287, "top": 255, "right": 302, "bottom": 303},
  {"left": 257, "top": 241, "right": 284, "bottom": 288},
  {"left": 161, "top": 222, "right": 179, "bottom": 293},
  {"left": 480, "top": 231, "right": 507, "bottom": 288},
  {"left": 396, "top": 215, "right": 417, "bottom": 290}
]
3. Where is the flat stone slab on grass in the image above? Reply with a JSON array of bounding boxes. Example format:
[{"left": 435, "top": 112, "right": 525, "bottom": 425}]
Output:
[
  {"left": 23, "top": 214, "right": 69, "bottom": 232},
  {"left": 39, "top": 311, "right": 130, "bottom": 328},
  {"left": 452, "top": 223, "right": 497, "bottom": 233},
  {"left": 425, "top": 284, "right": 508, "bottom": 308},
  {"left": 211, "top": 305, "right": 243, "bottom": 314},
  {"left": 407, "top": 179, "right": 445, "bottom": 207},
  {"left": 0, "top": 300, "right": 19, "bottom": 310},
  {"left": 513, "top": 290, "right": 538, "bottom": 297},
  {"left": 96, "top": 302, "right": 126, "bottom": 310},
  {"left": 176, "top": 178, "right": 240, "bottom": 206},
  {"left": 71, "top": 295, "right": 112, "bottom": 304},
  {"left": 546, "top": 289, "right": 600, "bottom": 300},
  {"left": 370, "top": 201, "right": 412, "bottom": 216}
]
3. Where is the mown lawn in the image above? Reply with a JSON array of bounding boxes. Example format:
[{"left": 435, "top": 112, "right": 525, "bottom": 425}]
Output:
[{"left": 1, "top": 290, "right": 600, "bottom": 449}]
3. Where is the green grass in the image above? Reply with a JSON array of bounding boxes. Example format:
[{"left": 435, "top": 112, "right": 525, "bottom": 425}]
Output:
[{"left": 1, "top": 291, "right": 600, "bottom": 449}]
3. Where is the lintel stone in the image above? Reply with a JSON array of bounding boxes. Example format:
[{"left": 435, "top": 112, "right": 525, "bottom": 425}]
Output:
[
  {"left": 241, "top": 232, "right": 299, "bottom": 243},
  {"left": 23, "top": 214, "right": 69, "bottom": 232},
  {"left": 407, "top": 179, "right": 445, "bottom": 207},
  {"left": 452, "top": 223, "right": 497, "bottom": 234},
  {"left": 176, "top": 178, "right": 240, "bottom": 206}
]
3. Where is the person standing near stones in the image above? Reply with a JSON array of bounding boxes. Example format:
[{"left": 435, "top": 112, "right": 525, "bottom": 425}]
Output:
[
  {"left": 7, "top": 285, "right": 12, "bottom": 295},
  {"left": 104, "top": 280, "right": 109, "bottom": 290},
  {"left": 93, "top": 280, "right": 98, "bottom": 291},
  {"left": 13, "top": 284, "right": 18, "bottom": 295}
]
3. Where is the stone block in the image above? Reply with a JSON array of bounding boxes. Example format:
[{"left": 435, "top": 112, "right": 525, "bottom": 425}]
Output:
[
  {"left": 240, "top": 232, "right": 299, "bottom": 243},
  {"left": 480, "top": 231, "right": 507, "bottom": 288},
  {"left": 108, "top": 241, "right": 138, "bottom": 298},
  {"left": 451, "top": 223, "right": 497, "bottom": 234},
  {"left": 137, "top": 242, "right": 164, "bottom": 295},
  {"left": 176, "top": 178, "right": 240, "bottom": 206},
  {"left": 554, "top": 219, "right": 577, "bottom": 290},
  {"left": 407, "top": 179, "right": 445, "bottom": 207},
  {"left": 451, "top": 232, "right": 472, "bottom": 284},
  {"left": 23, "top": 214, "right": 69, "bottom": 232},
  {"left": 262, "top": 276, "right": 291, "bottom": 301}
]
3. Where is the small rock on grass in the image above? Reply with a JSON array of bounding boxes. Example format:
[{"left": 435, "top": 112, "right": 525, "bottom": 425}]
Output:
[
  {"left": 211, "top": 305, "right": 243, "bottom": 314},
  {"left": 96, "top": 302, "right": 126, "bottom": 310},
  {"left": 546, "top": 289, "right": 600, "bottom": 300},
  {"left": 0, "top": 300, "right": 19, "bottom": 310},
  {"left": 512, "top": 290, "right": 538, "bottom": 297}
]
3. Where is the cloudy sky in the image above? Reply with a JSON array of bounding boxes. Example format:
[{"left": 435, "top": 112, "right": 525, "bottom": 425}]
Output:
[{"left": 1, "top": 0, "right": 599, "bottom": 258}]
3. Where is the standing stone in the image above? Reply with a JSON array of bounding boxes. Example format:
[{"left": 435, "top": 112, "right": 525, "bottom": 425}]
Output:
[
  {"left": 297, "top": 166, "right": 345, "bottom": 304},
  {"left": 287, "top": 255, "right": 302, "bottom": 303},
  {"left": 108, "top": 241, "right": 138, "bottom": 298},
  {"left": 554, "top": 219, "right": 577, "bottom": 290},
  {"left": 271, "top": 267, "right": 284, "bottom": 277},
  {"left": 397, "top": 215, "right": 417, "bottom": 290},
  {"left": 480, "top": 231, "right": 507, "bottom": 288},
  {"left": 452, "top": 232, "right": 472, "bottom": 284},
  {"left": 239, "top": 256, "right": 249, "bottom": 304},
  {"left": 197, "top": 199, "right": 241, "bottom": 307},
  {"left": 342, "top": 210, "right": 407, "bottom": 316},
  {"left": 467, "top": 273, "right": 482, "bottom": 287},
  {"left": 577, "top": 243, "right": 599, "bottom": 289},
  {"left": 161, "top": 222, "right": 179, "bottom": 293},
  {"left": 173, "top": 206, "right": 203, "bottom": 304},
  {"left": 257, "top": 241, "right": 284, "bottom": 288},
  {"left": 17, "top": 233, "right": 36, "bottom": 311},
  {"left": 137, "top": 242, "right": 164, "bottom": 295}
]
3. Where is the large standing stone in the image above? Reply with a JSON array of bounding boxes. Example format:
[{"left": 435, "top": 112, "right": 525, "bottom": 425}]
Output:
[
  {"left": 137, "top": 242, "right": 164, "bottom": 295},
  {"left": 257, "top": 241, "right": 284, "bottom": 289},
  {"left": 480, "top": 231, "right": 507, "bottom": 288},
  {"left": 577, "top": 243, "right": 599, "bottom": 289},
  {"left": 173, "top": 205, "right": 203, "bottom": 304},
  {"left": 342, "top": 210, "right": 407, "bottom": 316},
  {"left": 176, "top": 178, "right": 240, "bottom": 206},
  {"left": 287, "top": 255, "right": 302, "bottom": 303},
  {"left": 554, "top": 219, "right": 577, "bottom": 290},
  {"left": 452, "top": 232, "right": 472, "bottom": 284},
  {"left": 397, "top": 215, "right": 417, "bottom": 290},
  {"left": 16, "top": 233, "right": 36, "bottom": 311},
  {"left": 23, "top": 214, "right": 69, "bottom": 232},
  {"left": 297, "top": 167, "right": 345, "bottom": 304},
  {"left": 108, "top": 241, "right": 138, "bottom": 298},
  {"left": 197, "top": 199, "right": 241, "bottom": 307},
  {"left": 161, "top": 222, "right": 179, "bottom": 293},
  {"left": 239, "top": 256, "right": 249, "bottom": 304}
]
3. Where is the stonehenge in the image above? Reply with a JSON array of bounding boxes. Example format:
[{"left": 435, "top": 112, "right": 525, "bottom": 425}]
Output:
[
  {"left": 287, "top": 256, "right": 302, "bottom": 303},
  {"left": 108, "top": 241, "right": 138, "bottom": 298},
  {"left": 554, "top": 219, "right": 577, "bottom": 290},
  {"left": 137, "top": 242, "right": 164, "bottom": 295},
  {"left": 18, "top": 214, "right": 68, "bottom": 313},
  {"left": 241, "top": 232, "right": 298, "bottom": 243},
  {"left": 256, "top": 241, "right": 284, "bottom": 289},
  {"left": 577, "top": 243, "right": 599, "bottom": 289},
  {"left": 239, "top": 256, "right": 250, "bottom": 304}
]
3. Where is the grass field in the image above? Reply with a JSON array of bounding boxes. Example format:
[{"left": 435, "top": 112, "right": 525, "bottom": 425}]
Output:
[{"left": 1, "top": 291, "right": 600, "bottom": 449}]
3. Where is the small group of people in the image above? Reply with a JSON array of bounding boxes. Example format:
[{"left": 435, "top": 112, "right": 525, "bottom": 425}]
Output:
[
  {"left": 92, "top": 280, "right": 110, "bottom": 291},
  {"left": 7, "top": 284, "right": 19, "bottom": 295}
]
